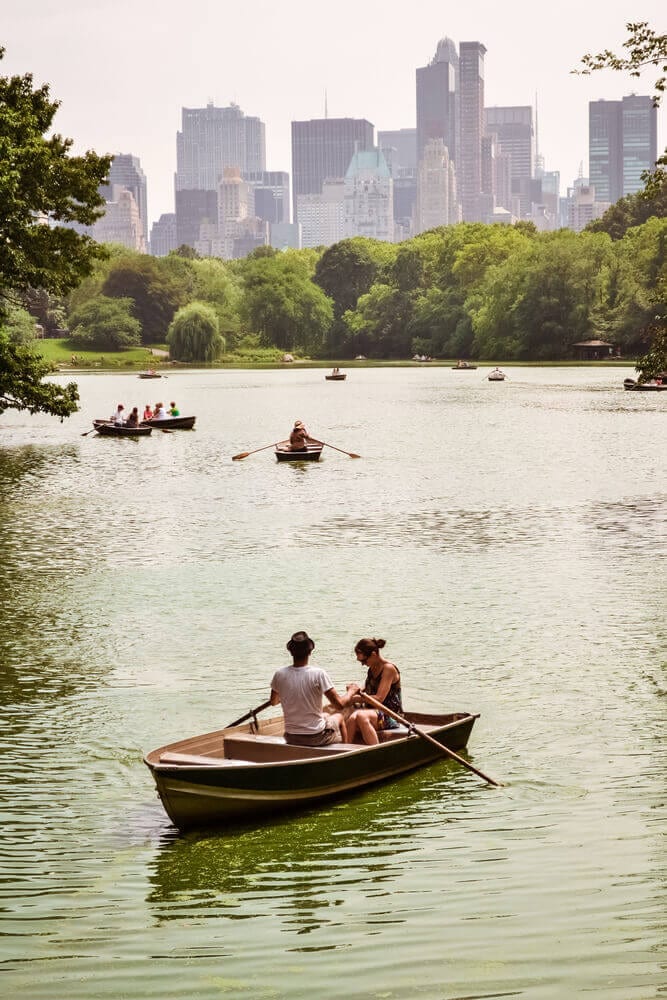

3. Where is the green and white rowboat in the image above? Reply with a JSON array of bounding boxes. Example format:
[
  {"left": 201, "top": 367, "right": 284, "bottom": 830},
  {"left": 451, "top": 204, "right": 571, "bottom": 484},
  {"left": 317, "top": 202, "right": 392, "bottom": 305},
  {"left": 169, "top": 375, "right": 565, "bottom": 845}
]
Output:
[{"left": 144, "top": 709, "right": 478, "bottom": 831}]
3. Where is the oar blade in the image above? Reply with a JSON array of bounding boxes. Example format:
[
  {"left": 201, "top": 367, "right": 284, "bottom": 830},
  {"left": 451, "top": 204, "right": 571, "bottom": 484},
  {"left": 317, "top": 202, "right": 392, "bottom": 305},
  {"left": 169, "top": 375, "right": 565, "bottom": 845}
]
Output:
[{"left": 232, "top": 452, "right": 250, "bottom": 461}]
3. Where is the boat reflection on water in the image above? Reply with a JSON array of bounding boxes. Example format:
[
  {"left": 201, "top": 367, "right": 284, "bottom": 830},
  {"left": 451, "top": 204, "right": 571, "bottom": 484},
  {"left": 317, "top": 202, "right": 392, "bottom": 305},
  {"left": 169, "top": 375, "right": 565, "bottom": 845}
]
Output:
[{"left": 146, "top": 762, "right": 474, "bottom": 931}]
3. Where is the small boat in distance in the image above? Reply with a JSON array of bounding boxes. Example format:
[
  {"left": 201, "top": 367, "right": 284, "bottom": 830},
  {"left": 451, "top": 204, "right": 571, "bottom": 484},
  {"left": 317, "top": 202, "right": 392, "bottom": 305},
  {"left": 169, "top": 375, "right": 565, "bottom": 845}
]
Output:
[
  {"left": 275, "top": 440, "right": 323, "bottom": 461},
  {"left": 623, "top": 376, "right": 667, "bottom": 392},
  {"left": 452, "top": 360, "right": 477, "bottom": 370},
  {"left": 488, "top": 368, "right": 506, "bottom": 381},
  {"left": 144, "top": 708, "right": 478, "bottom": 830},
  {"left": 93, "top": 420, "right": 152, "bottom": 437},
  {"left": 141, "top": 415, "right": 196, "bottom": 429},
  {"left": 325, "top": 368, "right": 346, "bottom": 380},
  {"left": 138, "top": 370, "right": 162, "bottom": 379}
]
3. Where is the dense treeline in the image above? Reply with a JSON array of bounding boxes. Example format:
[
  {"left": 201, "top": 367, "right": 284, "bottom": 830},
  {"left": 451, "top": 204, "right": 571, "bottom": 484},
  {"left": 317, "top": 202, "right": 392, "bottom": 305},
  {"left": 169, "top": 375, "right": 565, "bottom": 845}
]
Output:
[{"left": 18, "top": 206, "right": 661, "bottom": 363}]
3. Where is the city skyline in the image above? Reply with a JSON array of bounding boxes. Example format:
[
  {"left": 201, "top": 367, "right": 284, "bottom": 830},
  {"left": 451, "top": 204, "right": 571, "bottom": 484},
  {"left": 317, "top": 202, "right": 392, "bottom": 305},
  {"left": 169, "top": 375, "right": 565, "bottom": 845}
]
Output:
[{"left": 3, "top": 0, "right": 665, "bottom": 227}]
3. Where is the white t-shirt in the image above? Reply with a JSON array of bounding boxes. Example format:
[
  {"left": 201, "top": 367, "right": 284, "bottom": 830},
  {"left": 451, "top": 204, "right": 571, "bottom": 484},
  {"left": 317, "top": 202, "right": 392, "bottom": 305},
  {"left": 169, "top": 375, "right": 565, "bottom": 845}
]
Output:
[{"left": 270, "top": 664, "right": 335, "bottom": 734}]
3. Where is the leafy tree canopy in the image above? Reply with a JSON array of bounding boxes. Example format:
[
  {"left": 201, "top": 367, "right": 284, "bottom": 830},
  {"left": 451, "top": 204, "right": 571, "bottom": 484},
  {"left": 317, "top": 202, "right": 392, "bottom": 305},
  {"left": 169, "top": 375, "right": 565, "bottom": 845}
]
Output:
[
  {"left": 575, "top": 22, "right": 666, "bottom": 106},
  {"left": 101, "top": 251, "right": 190, "bottom": 343},
  {"left": 167, "top": 301, "right": 224, "bottom": 362},
  {"left": 0, "top": 46, "right": 110, "bottom": 418},
  {"left": 69, "top": 296, "right": 142, "bottom": 351},
  {"left": 0, "top": 331, "right": 79, "bottom": 418}
]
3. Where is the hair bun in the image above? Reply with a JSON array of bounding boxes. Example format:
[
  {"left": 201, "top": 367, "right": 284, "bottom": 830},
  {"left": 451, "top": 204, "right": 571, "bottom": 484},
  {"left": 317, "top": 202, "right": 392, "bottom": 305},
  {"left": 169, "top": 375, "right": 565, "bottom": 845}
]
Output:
[{"left": 373, "top": 638, "right": 386, "bottom": 649}]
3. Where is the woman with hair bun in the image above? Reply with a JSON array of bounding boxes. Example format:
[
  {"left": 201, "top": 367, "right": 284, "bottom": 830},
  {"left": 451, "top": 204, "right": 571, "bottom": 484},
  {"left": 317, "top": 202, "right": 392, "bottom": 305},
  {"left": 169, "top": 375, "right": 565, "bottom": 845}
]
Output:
[{"left": 345, "top": 637, "right": 403, "bottom": 745}]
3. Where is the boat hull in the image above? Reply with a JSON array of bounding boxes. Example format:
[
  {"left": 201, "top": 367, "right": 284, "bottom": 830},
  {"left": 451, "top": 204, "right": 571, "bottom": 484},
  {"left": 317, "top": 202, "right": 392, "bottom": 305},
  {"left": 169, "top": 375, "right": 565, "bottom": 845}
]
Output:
[
  {"left": 275, "top": 442, "right": 323, "bottom": 461},
  {"left": 325, "top": 374, "right": 346, "bottom": 380},
  {"left": 623, "top": 378, "right": 667, "bottom": 391},
  {"left": 141, "top": 415, "right": 196, "bottom": 429},
  {"left": 452, "top": 364, "right": 477, "bottom": 370},
  {"left": 93, "top": 420, "right": 152, "bottom": 437},
  {"left": 144, "top": 711, "right": 477, "bottom": 830},
  {"left": 138, "top": 372, "right": 162, "bottom": 379}
]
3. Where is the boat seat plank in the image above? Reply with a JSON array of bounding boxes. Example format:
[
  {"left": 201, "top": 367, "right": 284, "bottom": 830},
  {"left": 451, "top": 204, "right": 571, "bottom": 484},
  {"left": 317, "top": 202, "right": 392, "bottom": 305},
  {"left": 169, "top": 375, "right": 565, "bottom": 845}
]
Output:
[{"left": 159, "top": 751, "right": 251, "bottom": 766}]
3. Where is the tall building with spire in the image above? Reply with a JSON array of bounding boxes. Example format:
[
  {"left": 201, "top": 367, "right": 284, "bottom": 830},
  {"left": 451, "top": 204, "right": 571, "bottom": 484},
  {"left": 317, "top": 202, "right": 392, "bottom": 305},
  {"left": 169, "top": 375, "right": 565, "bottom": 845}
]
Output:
[{"left": 291, "top": 117, "right": 374, "bottom": 223}]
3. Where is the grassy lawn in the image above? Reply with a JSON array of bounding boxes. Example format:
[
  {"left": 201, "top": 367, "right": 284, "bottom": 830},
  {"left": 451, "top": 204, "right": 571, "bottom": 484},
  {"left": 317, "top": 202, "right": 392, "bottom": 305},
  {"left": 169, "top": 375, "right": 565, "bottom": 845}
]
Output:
[{"left": 34, "top": 339, "right": 169, "bottom": 369}]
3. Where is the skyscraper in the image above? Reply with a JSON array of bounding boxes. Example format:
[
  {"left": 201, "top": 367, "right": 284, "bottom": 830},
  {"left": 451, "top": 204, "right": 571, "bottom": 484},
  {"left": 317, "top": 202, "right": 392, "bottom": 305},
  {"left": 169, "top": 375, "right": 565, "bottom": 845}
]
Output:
[
  {"left": 291, "top": 117, "right": 374, "bottom": 223},
  {"left": 458, "top": 42, "right": 486, "bottom": 222},
  {"left": 175, "top": 102, "right": 266, "bottom": 247},
  {"left": 589, "top": 96, "right": 657, "bottom": 203},
  {"left": 485, "top": 106, "right": 534, "bottom": 216},
  {"left": 416, "top": 38, "right": 459, "bottom": 164},
  {"left": 102, "top": 154, "right": 148, "bottom": 248},
  {"left": 344, "top": 148, "right": 394, "bottom": 242}
]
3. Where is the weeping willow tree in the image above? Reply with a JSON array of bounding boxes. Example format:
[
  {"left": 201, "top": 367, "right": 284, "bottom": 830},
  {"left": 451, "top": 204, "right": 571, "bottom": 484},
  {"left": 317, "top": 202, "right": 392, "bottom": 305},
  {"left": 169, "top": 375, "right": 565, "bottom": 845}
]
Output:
[{"left": 166, "top": 301, "right": 224, "bottom": 362}]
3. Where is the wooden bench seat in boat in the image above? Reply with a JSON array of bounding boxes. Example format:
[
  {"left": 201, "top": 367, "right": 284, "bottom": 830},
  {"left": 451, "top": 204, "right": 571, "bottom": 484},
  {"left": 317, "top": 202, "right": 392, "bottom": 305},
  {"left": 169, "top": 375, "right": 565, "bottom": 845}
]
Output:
[{"left": 158, "top": 727, "right": 425, "bottom": 766}]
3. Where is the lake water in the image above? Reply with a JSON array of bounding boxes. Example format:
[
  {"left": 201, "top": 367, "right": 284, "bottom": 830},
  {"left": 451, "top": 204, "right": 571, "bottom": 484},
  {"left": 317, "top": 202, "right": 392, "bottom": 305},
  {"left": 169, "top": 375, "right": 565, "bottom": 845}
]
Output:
[{"left": 0, "top": 366, "right": 664, "bottom": 999}]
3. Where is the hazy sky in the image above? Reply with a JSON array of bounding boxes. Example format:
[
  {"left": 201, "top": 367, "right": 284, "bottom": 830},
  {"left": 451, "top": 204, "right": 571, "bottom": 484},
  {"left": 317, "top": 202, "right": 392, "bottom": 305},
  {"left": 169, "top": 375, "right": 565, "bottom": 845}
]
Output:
[{"left": 3, "top": 1, "right": 665, "bottom": 227}]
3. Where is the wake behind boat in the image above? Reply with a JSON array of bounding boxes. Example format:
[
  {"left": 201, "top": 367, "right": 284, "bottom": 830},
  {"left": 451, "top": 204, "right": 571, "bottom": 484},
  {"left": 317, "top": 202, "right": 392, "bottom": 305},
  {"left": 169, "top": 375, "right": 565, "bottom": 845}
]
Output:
[{"left": 144, "top": 708, "right": 478, "bottom": 830}]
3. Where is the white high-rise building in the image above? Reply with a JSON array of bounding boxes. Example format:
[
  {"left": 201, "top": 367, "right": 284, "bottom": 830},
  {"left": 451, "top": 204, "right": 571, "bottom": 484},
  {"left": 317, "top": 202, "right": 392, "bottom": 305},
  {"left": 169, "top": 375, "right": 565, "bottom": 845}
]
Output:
[
  {"left": 93, "top": 186, "right": 146, "bottom": 251},
  {"left": 297, "top": 180, "right": 345, "bottom": 249},
  {"left": 414, "top": 139, "right": 459, "bottom": 233},
  {"left": 344, "top": 148, "right": 394, "bottom": 241}
]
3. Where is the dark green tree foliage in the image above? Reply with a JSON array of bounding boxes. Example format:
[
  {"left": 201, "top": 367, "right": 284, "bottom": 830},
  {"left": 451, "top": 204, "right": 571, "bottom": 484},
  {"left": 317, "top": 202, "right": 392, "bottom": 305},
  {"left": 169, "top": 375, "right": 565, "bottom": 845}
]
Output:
[
  {"left": 0, "top": 48, "right": 111, "bottom": 310},
  {"left": 586, "top": 174, "right": 667, "bottom": 239},
  {"left": 314, "top": 238, "right": 387, "bottom": 318},
  {"left": 167, "top": 302, "right": 224, "bottom": 362},
  {"left": 0, "top": 47, "right": 110, "bottom": 417},
  {"left": 20, "top": 287, "right": 67, "bottom": 335},
  {"left": 69, "top": 296, "right": 141, "bottom": 351},
  {"left": 102, "top": 253, "right": 190, "bottom": 343},
  {"left": 241, "top": 252, "right": 333, "bottom": 354},
  {"left": 634, "top": 324, "right": 667, "bottom": 380},
  {"left": 0, "top": 332, "right": 78, "bottom": 418}
]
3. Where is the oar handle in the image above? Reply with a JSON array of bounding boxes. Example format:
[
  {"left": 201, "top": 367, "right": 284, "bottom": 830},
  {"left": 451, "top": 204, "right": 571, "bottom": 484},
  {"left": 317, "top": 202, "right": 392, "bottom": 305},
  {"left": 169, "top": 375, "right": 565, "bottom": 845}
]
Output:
[
  {"left": 360, "top": 692, "right": 502, "bottom": 787},
  {"left": 226, "top": 699, "right": 272, "bottom": 729}
]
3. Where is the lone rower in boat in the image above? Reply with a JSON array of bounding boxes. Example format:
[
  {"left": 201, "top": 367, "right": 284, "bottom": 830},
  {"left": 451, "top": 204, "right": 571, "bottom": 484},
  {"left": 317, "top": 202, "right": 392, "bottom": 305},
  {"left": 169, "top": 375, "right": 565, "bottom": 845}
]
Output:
[
  {"left": 289, "top": 420, "right": 310, "bottom": 451},
  {"left": 269, "top": 631, "right": 359, "bottom": 746}
]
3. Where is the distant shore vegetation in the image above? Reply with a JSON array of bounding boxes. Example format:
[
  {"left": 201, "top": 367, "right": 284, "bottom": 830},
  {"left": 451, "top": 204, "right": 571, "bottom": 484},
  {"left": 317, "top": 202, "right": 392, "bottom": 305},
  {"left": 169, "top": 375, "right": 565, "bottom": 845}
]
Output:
[{"left": 15, "top": 200, "right": 667, "bottom": 369}]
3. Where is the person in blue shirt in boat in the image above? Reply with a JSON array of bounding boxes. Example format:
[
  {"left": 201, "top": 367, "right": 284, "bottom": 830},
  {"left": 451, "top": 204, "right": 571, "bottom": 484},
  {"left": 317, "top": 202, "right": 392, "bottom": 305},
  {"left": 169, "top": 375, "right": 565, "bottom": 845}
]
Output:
[
  {"left": 168, "top": 401, "right": 180, "bottom": 416},
  {"left": 270, "top": 631, "right": 359, "bottom": 746},
  {"left": 344, "top": 637, "right": 403, "bottom": 745},
  {"left": 289, "top": 420, "right": 309, "bottom": 451}
]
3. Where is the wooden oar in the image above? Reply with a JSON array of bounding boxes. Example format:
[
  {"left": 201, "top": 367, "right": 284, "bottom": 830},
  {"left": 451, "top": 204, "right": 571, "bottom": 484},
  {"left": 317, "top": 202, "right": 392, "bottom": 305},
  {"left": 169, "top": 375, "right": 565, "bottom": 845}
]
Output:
[
  {"left": 81, "top": 427, "right": 96, "bottom": 436},
  {"left": 309, "top": 438, "right": 361, "bottom": 459},
  {"left": 226, "top": 699, "right": 272, "bottom": 728},
  {"left": 360, "top": 692, "right": 502, "bottom": 787},
  {"left": 232, "top": 441, "right": 281, "bottom": 461}
]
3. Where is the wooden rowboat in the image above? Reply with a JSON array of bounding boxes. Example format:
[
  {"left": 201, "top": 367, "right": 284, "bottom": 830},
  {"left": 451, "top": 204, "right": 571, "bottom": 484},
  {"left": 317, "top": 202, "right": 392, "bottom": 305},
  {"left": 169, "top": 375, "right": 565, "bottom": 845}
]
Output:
[
  {"left": 325, "top": 372, "right": 347, "bottom": 380},
  {"left": 275, "top": 440, "right": 323, "bottom": 461},
  {"left": 144, "top": 709, "right": 478, "bottom": 830},
  {"left": 452, "top": 361, "right": 477, "bottom": 370},
  {"left": 488, "top": 369, "right": 506, "bottom": 381},
  {"left": 140, "top": 415, "right": 196, "bottom": 429},
  {"left": 623, "top": 377, "right": 667, "bottom": 391},
  {"left": 93, "top": 420, "right": 152, "bottom": 437},
  {"left": 138, "top": 371, "right": 162, "bottom": 379}
]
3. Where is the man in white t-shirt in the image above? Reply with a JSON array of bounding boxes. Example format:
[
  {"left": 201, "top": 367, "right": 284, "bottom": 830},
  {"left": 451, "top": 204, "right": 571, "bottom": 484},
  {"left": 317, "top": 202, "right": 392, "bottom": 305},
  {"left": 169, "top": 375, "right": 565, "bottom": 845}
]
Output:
[{"left": 270, "top": 631, "right": 358, "bottom": 746}]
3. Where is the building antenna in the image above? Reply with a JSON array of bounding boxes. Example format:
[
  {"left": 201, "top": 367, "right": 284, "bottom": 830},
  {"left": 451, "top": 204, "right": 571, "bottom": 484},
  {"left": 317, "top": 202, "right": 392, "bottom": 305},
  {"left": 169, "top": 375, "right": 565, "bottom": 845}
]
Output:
[{"left": 324, "top": 89, "right": 328, "bottom": 119}]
